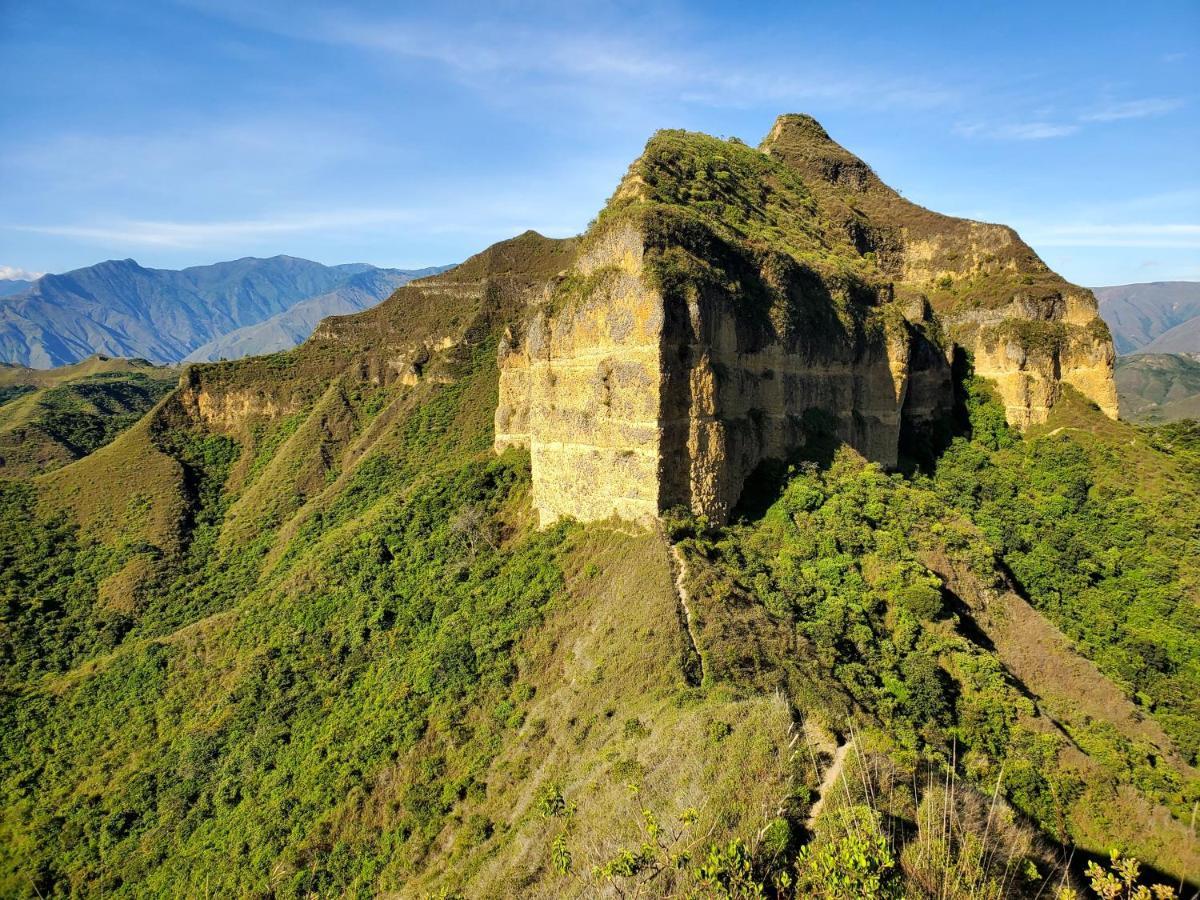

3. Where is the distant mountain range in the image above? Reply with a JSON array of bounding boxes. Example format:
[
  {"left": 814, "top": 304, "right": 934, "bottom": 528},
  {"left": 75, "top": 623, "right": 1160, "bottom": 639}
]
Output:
[
  {"left": 1094, "top": 281, "right": 1200, "bottom": 354},
  {"left": 0, "top": 256, "right": 450, "bottom": 368},
  {"left": 1091, "top": 282, "right": 1200, "bottom": 423},
  {"left": 183, "top": 267, "right": 431, "bottom": 362},
  {"left": 1089, "top": 281, "right": 1200, "bottom": 422},
  {"left": 1114, "top": 353, "right": 1200, "bottom": 423}
]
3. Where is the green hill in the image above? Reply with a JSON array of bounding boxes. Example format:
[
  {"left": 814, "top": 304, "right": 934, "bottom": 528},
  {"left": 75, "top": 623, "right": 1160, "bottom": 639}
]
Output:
[
  {"left": 0, "top": 356, "right": 178, "bottom": 476},
  {"left": 0, "top": 125, "right": 1196, "bottom": 899}
]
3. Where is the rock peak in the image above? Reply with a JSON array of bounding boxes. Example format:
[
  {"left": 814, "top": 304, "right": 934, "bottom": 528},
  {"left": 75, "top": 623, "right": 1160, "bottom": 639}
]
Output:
[
  {"left": 763, "top": 113, "right": 834, "bottom": 145},
  {"left": 493, "top": 115, "right": 1118, "bottom": 527},
  {"left": 760, "top": 114, "right": 884, "bottom": 195}
]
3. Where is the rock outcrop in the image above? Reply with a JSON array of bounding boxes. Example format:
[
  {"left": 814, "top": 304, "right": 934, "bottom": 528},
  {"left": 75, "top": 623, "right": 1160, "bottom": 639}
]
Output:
[
  {"left": 759, "top": 115, "right": 1118, "bottom": 427},
  {"left": 496, "top": 115, "right": 1118, "bottom": 526}
]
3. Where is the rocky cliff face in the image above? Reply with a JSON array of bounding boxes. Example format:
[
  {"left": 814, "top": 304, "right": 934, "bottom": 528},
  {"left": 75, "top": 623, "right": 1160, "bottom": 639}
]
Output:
[
  {"left": 495, "top": 226, "right": 665, "bottom": 523},
  {"left": 759, "top": 114, "right": 1118, "bottom": 427},
  {"left": 496, "top": 115, "right": 1117, "bottom": 526}
]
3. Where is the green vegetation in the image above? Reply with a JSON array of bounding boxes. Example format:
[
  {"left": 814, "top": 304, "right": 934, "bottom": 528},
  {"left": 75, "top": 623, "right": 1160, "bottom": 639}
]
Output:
[
  {"left": 991, "top": 319, "right": 1069, "bottom": 356},
  {"left": 0, "top": 385, "right": 35, "bottom": 406},
  {"left": 935, "top": 381, "right": 1200, "bottom": 764},
  {"left": 1, "top": 280, "right": 1197, "bottom": 896},
  {"left": 0, "top": 334, "right": 574, "bottom": 896},
  {"left": 637, "top": 376, "right": 1199, "bottom": 893},
  {"left": 1069, "top": 852, "right": 1180, "bottom": 900},
  {"left": 34, "top": 373, "right": 176, "bottom": 455},
  {"left": 0, "top": 366, "right": 176, "bottom": 475}
]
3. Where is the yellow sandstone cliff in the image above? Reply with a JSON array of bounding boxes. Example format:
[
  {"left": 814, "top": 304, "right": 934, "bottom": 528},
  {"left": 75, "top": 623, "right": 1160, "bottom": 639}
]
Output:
[{"left": 491, "top": 114, "right": 1118, "bottom": 525}]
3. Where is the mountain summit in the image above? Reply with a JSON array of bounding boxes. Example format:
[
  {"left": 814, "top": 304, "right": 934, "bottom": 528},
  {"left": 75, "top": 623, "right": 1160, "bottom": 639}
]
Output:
[{"left": 495, "top": 115, "right": 1117, "bottom": 524}]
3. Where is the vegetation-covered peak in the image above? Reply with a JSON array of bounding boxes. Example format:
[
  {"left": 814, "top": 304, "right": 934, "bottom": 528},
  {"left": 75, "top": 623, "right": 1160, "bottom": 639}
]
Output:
[
  {"left": 757, "top": 113, "right": 1097, "bottom": 313},
  {"left": 768, "top": 112, "right": 834, "bottom": 141},
  {"left": 448, "top": 228, "right": 576, "bottom": 281},
  {"left": 760, "top": 113, "right": 890, "bottom": 197},
  {"left": 596, "top": 115, "right": 1091, "bottom": 317},
  {"left": 600, "top": 126, "right": 882, "bottom": 283}
]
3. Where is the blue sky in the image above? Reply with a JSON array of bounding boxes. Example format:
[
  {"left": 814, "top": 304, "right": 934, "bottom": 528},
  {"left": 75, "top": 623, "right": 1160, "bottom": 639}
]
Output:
[{"left": 1, "top": 0, "right": 1197, "bottom": 286}]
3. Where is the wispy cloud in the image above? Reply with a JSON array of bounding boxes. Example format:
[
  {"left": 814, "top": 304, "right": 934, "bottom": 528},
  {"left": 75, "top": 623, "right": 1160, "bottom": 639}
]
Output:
[
  {"left": 1080, "top": 97, "right": 1184, "bottom": 122},
  {"left": 9, "top": 210, "right": 423, "bottom": 248},
  {"left": 180, "top": 1, "right": 959, "bottom": 115},
  {"left": 0, "top": 265, "right": 43, "bottom": 281},
  {"left": 956, "top": 94, "right": 1186, "bottom": 142},
  {"left": 1023, "top": 224, "right": 1200, "bottom": 247},
  {"left": 954, "top": 121, "right": 1080, "bottom": 141},
  {"left": 8, "top": 203, "right": 587, "bottom": 250}
]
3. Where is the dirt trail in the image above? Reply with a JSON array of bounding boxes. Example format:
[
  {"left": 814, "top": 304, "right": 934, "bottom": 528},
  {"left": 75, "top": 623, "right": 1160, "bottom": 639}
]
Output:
[
  {"left": 665, "top": 539, "right": 704, "bottom": 686},
  {"left": 805, "top": 739, "right": 851, "bottom": 830}
]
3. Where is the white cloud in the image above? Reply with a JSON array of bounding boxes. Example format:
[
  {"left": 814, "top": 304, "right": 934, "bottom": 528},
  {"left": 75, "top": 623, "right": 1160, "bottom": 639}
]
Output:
[
  {"left": 955, "top": 94, "right": 1185, "bottom": 141},
  {"left": 954, "top": 121, "right": 1079, "bottom": 141},
  {"left": 7, "top": 201, "right": 587, "bottom": 250},
  {"left": 1080, "top": 98, "right": 1184, "bottom": 122},
  {"left": 0, "top": 265, "right": 42, "bottom": 281},
  {"left": 10, "top": 210, "right": 423, "bottom": 248}
]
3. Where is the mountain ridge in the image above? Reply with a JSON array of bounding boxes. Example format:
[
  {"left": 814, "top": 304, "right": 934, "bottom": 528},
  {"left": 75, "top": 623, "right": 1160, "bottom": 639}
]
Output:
[
  {"left": 0, "top": 255, "right": 444, "bottom": 368},
  {"left": 1093, "top": 280, "right": 1200, "bottom": 354}
]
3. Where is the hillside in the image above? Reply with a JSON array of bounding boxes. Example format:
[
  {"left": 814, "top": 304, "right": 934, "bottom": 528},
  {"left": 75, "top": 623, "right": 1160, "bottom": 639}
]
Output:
[
  {"left": 1094, "top": 281, "right": 1200, "bottom": 354},
  {"left": 1115, "top": 353, "right": 1200, "bottom": 422},
  {"left": 0, "top": 355, "right": 178, "bottom": 476},
  {"left": 0, "top": 118, "right": 1196, "bottom": 899},
  {"left": 0, "top": 257, "right": 438, "bottom": 368}
]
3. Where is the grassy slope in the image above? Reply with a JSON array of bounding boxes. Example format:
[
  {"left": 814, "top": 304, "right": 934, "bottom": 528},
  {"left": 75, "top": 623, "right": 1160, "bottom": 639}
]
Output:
[
  {"left": 0, "top": 279, "right": 803, "bottom": 898},
  {"left": 0, "top": 356, "right": 177, "bottom": 476}
]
